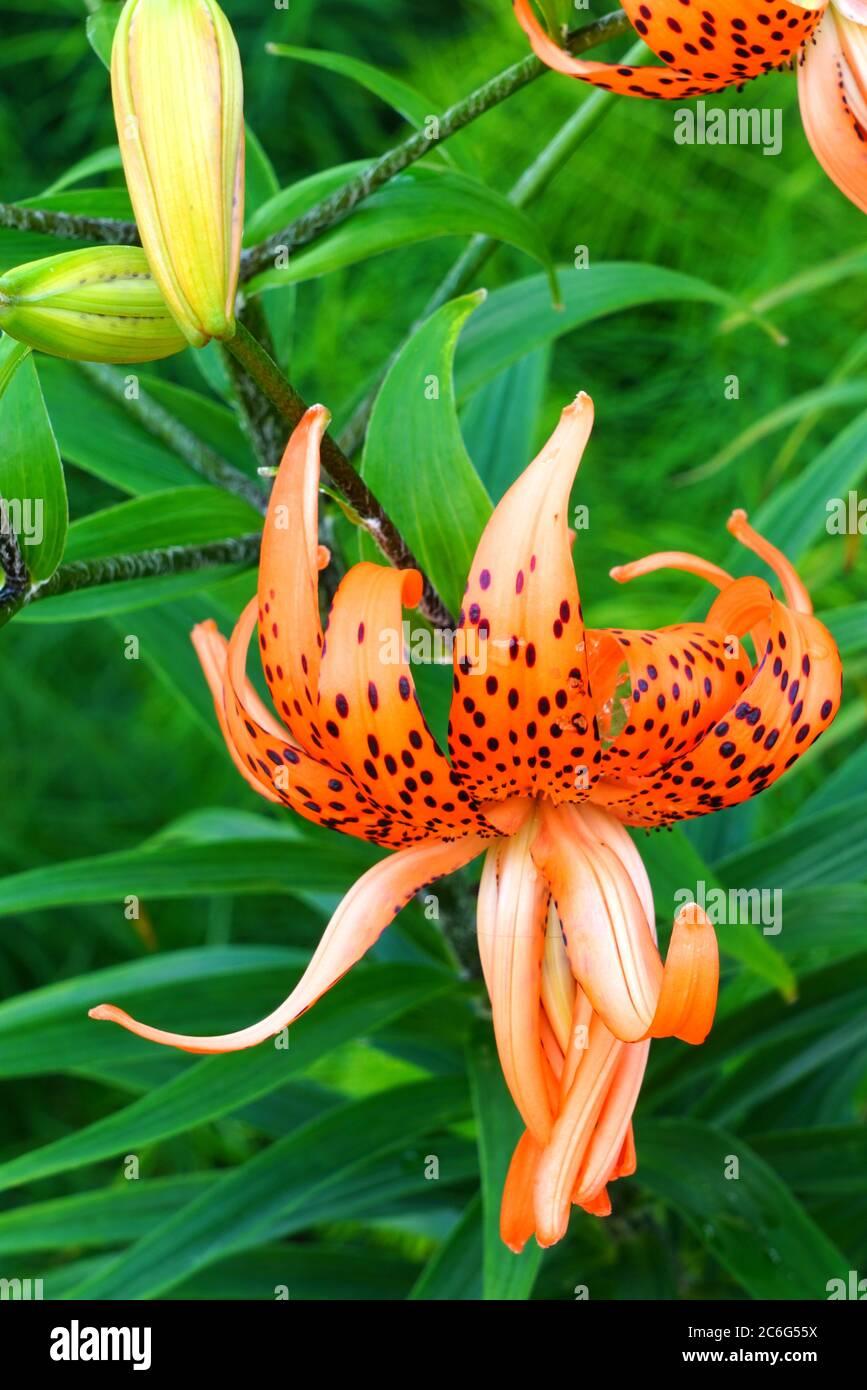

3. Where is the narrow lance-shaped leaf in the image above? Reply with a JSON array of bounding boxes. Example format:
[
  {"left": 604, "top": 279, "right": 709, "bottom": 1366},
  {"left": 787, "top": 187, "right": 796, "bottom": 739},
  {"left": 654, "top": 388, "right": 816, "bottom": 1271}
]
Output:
[
  {"left": 0, "top": 336, "right": 67, "bottom": 582},
  {"left": 361, "top": 292, "right": 492, "bottom": 617}
]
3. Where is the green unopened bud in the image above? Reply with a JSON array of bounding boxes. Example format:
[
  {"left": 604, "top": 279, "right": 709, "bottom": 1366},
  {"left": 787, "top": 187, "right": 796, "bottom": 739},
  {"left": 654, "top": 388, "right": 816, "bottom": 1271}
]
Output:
[
  {"left": 0, "top": 247, "right": 188, "bottom": 362},
  {"left": 112, "top": 0, "right": 245, "bottom": 348}
]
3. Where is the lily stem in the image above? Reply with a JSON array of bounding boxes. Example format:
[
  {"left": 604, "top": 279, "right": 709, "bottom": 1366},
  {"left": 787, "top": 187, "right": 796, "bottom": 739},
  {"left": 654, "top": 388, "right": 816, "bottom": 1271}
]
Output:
[
  {"left": 24, "top": 534, "right": 262, "bottom": 608},
  {"left": 240, "top": 10, "right": 631, "bottom": 281},
  {"left": 224, "top": 321, "right": 455, "bottom": 629},
  {"left": 339, "top": 39, "right": 645, "bottom": 458},
  {"left": 0, "top": 501, "right": 30, "bottom": 626},
  {"left": 0, "top": 12, "right": 629, "bottom": 281},
  {"left": 80, "top": 362, "right": 269, "bottom": 516},
  {"left": 0, "top": 201, "right": 139, "bottom": 246}
]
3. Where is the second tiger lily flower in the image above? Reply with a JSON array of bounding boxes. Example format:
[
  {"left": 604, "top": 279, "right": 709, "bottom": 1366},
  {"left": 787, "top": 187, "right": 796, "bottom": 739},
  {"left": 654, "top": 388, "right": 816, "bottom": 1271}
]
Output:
[
  {"left": 90, "top": 394, "right": 841, "bottom": 1250},
  {"left": 515, "top": 0, "right": 867, "bottom": 216}
]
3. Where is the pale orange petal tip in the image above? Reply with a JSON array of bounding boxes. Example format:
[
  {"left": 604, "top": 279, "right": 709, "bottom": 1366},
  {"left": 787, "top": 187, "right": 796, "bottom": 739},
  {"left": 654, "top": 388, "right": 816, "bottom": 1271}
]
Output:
[{"left": 88, "top": 1004, "right": 120, "bottom": 1022}]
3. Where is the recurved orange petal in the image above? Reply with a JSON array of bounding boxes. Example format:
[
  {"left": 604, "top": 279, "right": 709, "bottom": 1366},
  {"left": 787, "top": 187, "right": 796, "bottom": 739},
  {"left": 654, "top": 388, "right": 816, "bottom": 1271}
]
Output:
[
  {"left": 513, "top": 0, "right": 823, "bottom": 99},
  {"left": 317, "top": 562, "right": 489, "bottom": 843},
  {"left": 587, "top": 620, "right": 752, "bottom": 779},
  {"left": 648, "top": 902, "right": 718, "bottom": 1044},
  {"left": 90, "top": 830, "right": 488, "bottom": 1053},
  {"left": 590, "top": 520, "right": 841, "bottom": 827},
  {"left": 799, "top": 8, "right": 867, "bottom": 217}
]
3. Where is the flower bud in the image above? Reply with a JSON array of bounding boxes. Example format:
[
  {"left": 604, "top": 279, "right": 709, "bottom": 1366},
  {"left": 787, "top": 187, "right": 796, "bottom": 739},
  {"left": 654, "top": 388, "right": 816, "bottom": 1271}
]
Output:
[
  {"left": 111, "top": 0, "right": 244, "bottom": 348},
  {"left": 0, "top": 246, "right": 188, "bottom": 362}
]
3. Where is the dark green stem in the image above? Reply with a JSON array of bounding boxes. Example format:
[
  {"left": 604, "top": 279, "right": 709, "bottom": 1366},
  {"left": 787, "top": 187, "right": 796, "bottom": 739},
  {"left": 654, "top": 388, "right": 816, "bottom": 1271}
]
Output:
[
  {"left": 0, "top": 501, "right": 29, "bottom": 625},
  {"left": 80, "top": 362, "right": 268, "bottom": 515},
  {"left": 0, "top": 202, "right": 138, "bottom": 246},
  {"left": 224, "top": 321, "right": 454, "bottom": 629},
  {"left": 338, "top": 30, "right": 642, "bottom": 458},
  {"left": 221, "top": 298, "right": 290, "bottom": 473},
  {"left": 240, "top": 11, "right": 630, "bottom": 283},
  {"left": 25, "top": 534, "right": 261, "bottom": 606}
]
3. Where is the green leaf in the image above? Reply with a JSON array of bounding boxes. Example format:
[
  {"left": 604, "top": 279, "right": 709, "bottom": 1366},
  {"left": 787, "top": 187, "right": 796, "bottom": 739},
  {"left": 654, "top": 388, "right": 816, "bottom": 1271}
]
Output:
[
  {"left": 460, "top": 344, "right": 550, "bottom": 501},
  {"left": 15, "top": 565, "right": 252, "bottom": 624},
  {"left": 454, "top": 263, "right": 776, "bottom": 400},
  {"left": 266, "top": 43, "right": 437, "bottom": 131},
  {"left": 62, "top": 488, "right": 261, "bottom": 564},
  {"left": 675, "top": 382, "right": 867, "bottom": 486},
  {"left": 35, "top": 361, "right": 258, "bottom": 499},
  {"left": 64, "top": 1076, "right": 470, "bottom": 1299},
  {"left": 43, "top": 146, "right": 123, "bottom": 194},
  {"left": 636, "top": 1119, "right": 848, "bottom": 1299},
  {"left": 361, "top": 293, "right": 492, "bottom": 615},
  {"left": 243, "top": 160, "right": 368, "bottom": 247},
  {"left": 0, "top": 1175, "right": 216, "bottom": 1256},
  {"left": 637, "top": 824, "right": 794, "bottom": 998},
  {"left": 245, "top": 165, "right": 557, "bottom": 298},
  {"left": 244, "top": 125, "right": 280, "bottom": 217},
  {"left": 819, "top": 602, "right": 867, "bottom": 658},
  {"left": 645, "top": 957, "right": 867, "bottom": 1111},
  {"left": 408, "top": 1196, "right": 484, "bottom": 1300},
  {"left": 85, "top": 0, "right": 121, "bottom": 69},
  {"left": 467, "top": 1025, "right": 543, "bottom": 1300},
  {"left": 749, "top": 1126, "right": 867, "bottom": 1196},
  {"left": 0, "top": 964, "right": 453, "bottom": 1187},
  {"left": 715, "top": 794, "right": 867, "bottom": 889},
  {"left": 37, "top": 359, "right": 202, "bottom": 495},
  {"left": 172, "top": 1242, "right": 420, "bottom": 1300},
  {"left": 724, "top": 407, "right": 867, "bottom": 566},
  {"left": 0, "top": 809, "right": 378, "bottom": 920},
  {"left": 0, "top": 335, "right": 67, "bottom": 582}
]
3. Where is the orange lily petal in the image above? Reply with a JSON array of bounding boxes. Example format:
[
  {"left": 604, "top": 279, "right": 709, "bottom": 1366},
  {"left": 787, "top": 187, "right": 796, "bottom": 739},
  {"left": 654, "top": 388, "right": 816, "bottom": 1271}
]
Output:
[
  {"left": 449, "top": 394, "right": 600, "bottom": 804},
  {"left": 798, "top": 9, "right": 867, "bottom": 217},
  {"left": 317, "top": 562, "right": 488, "bottom": 843},
  {"left": 614, "top": 1122, "right": 638, "bottom": 1179},
  {"left": 257, "top": 404, "right": 331, "bottom": 758},
  {"left": 532, "top": 1011, "right": 623, "bottom": 1246},
  {"left": 533, "top": 801, "right": 663, "bottom": 1042},
  {"left": 201, "top": 598, "right": 426, "bottom": 849},
  {"left": 591, "top": 522, "right": 841, "bottom": 826},
  {"left": 500, "top": 1129, "right": 543, "bottom": 1254},
  {"left": 476, "top": 822, "right": 554, "bottom": 1144},
  {"left": 649, "top": 903, "right": 718, "bottom": 1044},
  {"left": 541, "top": 901, "right": 576, "bottom": 1053},
  {"left": 577, "top": 1187, "right": 612, "bottom": 1216},
  {"left": 513, "top": 0, "right": 823, "bottom": 99},
  {"left": 90, "top": 831, "right": 487, "bottom": 1053},
  {"left": 572, "top": 1038, "right": 650, "bottom": 1205},
  {"left": 191, "top": 619, "right": 281, "bottom": 805},
  {"left": 587, "top": 620, "right": 753, "bottom": 778}
]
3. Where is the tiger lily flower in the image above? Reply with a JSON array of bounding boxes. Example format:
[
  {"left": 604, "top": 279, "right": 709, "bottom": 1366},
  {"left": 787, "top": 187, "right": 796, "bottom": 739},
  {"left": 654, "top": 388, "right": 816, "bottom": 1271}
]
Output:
[
  {"left": 90, "top": 394, "right": 842, "bottom": 1249},
  {"left": 515, "top": 0, "right": 867, "bottom": 216}
]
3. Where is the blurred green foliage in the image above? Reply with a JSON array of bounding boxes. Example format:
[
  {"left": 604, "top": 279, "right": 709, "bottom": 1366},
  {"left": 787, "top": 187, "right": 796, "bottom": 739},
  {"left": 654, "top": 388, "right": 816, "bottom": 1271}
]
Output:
[{"left": 0, "top": 0, "right": 864, "bottom": 1300}]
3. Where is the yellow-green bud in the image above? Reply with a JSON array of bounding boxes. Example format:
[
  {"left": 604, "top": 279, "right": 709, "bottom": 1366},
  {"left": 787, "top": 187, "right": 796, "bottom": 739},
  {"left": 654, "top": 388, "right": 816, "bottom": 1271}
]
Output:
[
  {"left": 0, "top": 247, "right": 189, "bottom": 363},
  {"left": 111, "top": 0, "right": 245, "bottom": 348}
]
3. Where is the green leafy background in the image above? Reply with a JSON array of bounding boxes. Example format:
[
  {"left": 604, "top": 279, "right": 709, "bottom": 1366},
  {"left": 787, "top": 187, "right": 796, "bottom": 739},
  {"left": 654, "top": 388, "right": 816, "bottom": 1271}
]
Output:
[{"left": 0, "top": 0, "right": 864, "bottom": 1300}]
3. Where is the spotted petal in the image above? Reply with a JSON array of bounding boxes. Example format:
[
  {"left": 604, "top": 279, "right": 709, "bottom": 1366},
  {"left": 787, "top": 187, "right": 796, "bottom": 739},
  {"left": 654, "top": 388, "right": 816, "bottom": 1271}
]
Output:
[
  {"left": 317, "top": 562, "right": 490, "bottom": 844},
  {"left": 587, "top": 620, "right": 752, "bottom": 779},
  {"left": 590, "top": 517, "right": 841, "bottom": 827},
  {"left": 514, "top": 0, "right": 824, "bottom": 100},
  {"left": 798, "top": 7, "right": 867, "bottom": 216},
  {"left": 448, "top": 394, "right": 600, "bottom": 804}
]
